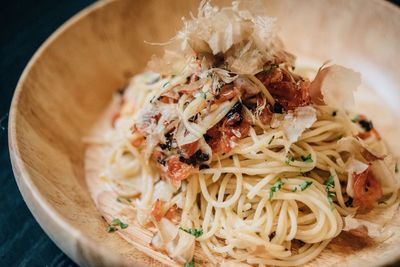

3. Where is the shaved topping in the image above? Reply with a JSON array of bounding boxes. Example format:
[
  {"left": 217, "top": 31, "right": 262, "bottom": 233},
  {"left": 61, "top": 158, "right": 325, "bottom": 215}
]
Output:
[
  {"left": 309, "top": 64, "right": 361, "bottom": 109},
  {"left": 338, "top": 137, "right": 385, "bottom": 163},
  {"left": 283, "top": 106, "right": 317, "bottom": 144},
  {"left": 134, "top": 103, "right": 179, "bottom": 159},
  {"left": 343, "top": 215, "right": 392, "bottom": 241},
  {"left": 149, "top": 1, "right": 293, "bottom": 75},
  {"left": 346, "top": 158, "right": 369, "bottom": 175},
  {"left": 233, "top": 76, "right": 261, "bottom": 97}
]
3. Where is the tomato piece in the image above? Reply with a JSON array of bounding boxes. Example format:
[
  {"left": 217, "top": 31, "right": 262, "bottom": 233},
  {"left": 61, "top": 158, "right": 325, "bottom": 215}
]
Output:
[
  {"left": 259, "top": 107, "right": 272, "bottom": 125},
  {"left": 166, "top": 156, "right": 193, "bottom": 184},
  {"left": 131, "top": 133, "right": 145, "bottom": 147},
  {"left": 371, "top": 128, "right": 381, "bottom": 140},
  {"left": 215, "top": 84, "right": 239, "bottom": 103},
  {"left": 358, "top": 132, "right": 371, "bottom": 140},
  {"left": 158, "top": 96, "right": 173, "bottom": 104},
  {"left": 151, "top": 200, "right": 165, "bottom": 222},
  {"left": 179, "top": 141, "right": 198, "bottom": 158},
  {"left": 164, "top": 205, "right": 178, "bottom": 221},
  {"left": 206, "top": 120, "right": 250, "bottom": 154},
  {"left": 226, "top": 120, "right": 250, "bottom": 139},
  {"left": 352, "top": 168, "right": 382, "bottom": 211},
  {"left": 256, "top": 68, "right": 311, "bottom": 111}
]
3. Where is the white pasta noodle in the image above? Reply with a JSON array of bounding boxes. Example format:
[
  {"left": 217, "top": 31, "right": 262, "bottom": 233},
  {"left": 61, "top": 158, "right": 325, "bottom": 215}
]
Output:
[
  {"left": 85, "top": 1, "right": 400, "bottom": 266},
  {"left": 89, "top": 68, "right": 400, "bottom": 266}
]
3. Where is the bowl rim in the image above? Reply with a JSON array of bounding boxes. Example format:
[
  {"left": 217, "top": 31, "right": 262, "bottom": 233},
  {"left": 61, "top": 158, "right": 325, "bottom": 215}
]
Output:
[
  {"left": 7, "top": 0, "right": 139, "bottom": 266},
  {"left": 7, "top": 0, "right": 400, "bottom": 266}
]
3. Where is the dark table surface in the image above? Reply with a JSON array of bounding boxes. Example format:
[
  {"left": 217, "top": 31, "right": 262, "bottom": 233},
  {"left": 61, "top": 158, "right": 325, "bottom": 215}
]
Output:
[{"left": 1, "top": 1, "right": 399, "bottom": 266}]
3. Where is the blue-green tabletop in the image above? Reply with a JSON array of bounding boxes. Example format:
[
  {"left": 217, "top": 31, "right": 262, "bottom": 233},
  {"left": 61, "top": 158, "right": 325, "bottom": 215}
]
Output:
[{"left": 0, "top": 1, "right": 94, "bottom": 266}]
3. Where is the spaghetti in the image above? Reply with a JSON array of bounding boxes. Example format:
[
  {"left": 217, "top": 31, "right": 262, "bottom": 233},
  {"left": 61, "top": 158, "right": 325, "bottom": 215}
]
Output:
[{"left": 89, "top": 1, "right": 400, "bottom": 266}]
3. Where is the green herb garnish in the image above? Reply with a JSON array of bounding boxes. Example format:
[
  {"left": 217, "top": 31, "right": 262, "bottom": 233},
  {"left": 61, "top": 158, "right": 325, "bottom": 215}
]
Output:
[
  {"left": 325, "top": 175, "right": 336, "bottom": 207},
  {"left": 292, "top": 187, "right": 297, "bottom": 192},
  {"left": 301, "top": 154, "right": 313, "bottom": 163},
  {"left": 269, "top": 179, "right": 284, "bottom": 199},
  {"left": 268, "top": 135, "right": 275, "bottom": 145},
  {"left": 285, "top": 155, "right": 295, "bottom": 165},
  {"left": 199, "top": 90, "right": 208, "bottom": 100},
  {"left": 162, "top": 81, "right": 170, "bottom": 88},
  {"left": 179, "top": 227, "right": 203, "bottom": 238},
  {"left": 106, "top": 218, "right": 129, "bottom": 233},
  {"left": 185, "top": 258, "right": 195, "bottom": 267},
  {"left": 106, "top": 225, "right": 117, "bottom": 233},
  {"left": 116, "top": 196, "right": 131, "bottom": 204},
  {"left": 300, "top": 181, "right": 313, "bottom": 191}
]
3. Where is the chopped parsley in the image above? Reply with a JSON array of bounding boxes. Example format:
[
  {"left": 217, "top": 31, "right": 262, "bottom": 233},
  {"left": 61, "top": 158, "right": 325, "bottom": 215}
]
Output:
[
  {"left": 325, "top": 175, "right": 336, "bottom": 208},
  {"left": 149, "top": 95, "right": 156, "bottom": 104},
  {"left": 359, "top": 120, "right": 373, "bottom": 132},
  {"left": 199, "top": 90, "right": 208, "bottom": 100},
  {"left": 112, "top": 218, "right": 129, "bottom": 229},
  {"left": 285, "top": 155, "right": 295, "bottom": 165},
  {"left": 268, "top": 135, "right": 275, "bottom": 145},
  {"left": 116, "top": 196, "right": 131, "bottom": 204},
  {"left": 301, "top": 154, "right": 313, "bottom": 163},
  {"left": 332, "top": 110, "right": 337, "bottom": 117},
  {"left": 106, "top": 225, "right": 117, "bottom": 233},
  {"left": 185, "top": 258, "right": 195, "bottom": 267},
  {"left": 300, "top": 181, "right": 313, "bottom": 191},
  {"left": 292, "top": 181, "right": 312, "bottom": 192},
  {"left": 179, "top": 227, "right": 203, "bottom": 238},
  {"left": 107, "top": 218, "right": 129, "bottom": 233},
  {"left": 162, "top": 81, "right": 170, "bottom": 88},
  {"left": 269, "top": 179, "right": 284, "bottom": 199}
]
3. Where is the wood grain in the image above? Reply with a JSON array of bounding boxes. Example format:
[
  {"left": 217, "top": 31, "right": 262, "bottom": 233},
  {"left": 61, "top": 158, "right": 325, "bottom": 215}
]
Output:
[{"left": 8, "top": 0, "right": 400, "bottom": 266}]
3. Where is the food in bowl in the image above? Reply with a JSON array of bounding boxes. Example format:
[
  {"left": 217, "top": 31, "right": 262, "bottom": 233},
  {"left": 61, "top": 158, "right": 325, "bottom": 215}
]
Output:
[{"left": 85, "top": 1, "right": 400, "bottom": 266}]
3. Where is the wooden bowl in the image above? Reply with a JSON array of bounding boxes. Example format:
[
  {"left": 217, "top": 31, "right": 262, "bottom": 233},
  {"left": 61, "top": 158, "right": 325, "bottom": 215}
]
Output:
[{"left": 8, "top": 0, "right": 400, "bottom": 266}]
